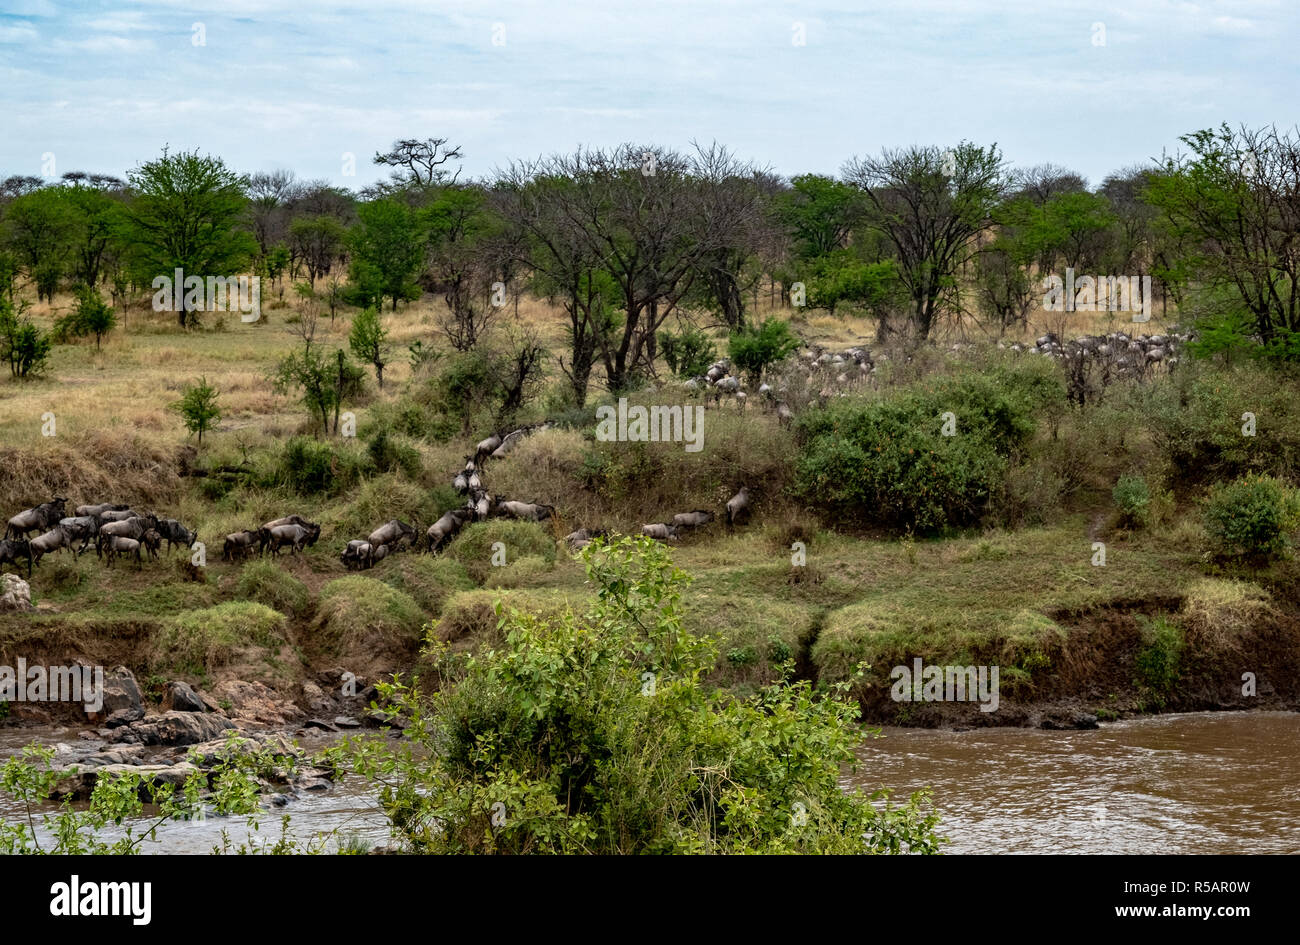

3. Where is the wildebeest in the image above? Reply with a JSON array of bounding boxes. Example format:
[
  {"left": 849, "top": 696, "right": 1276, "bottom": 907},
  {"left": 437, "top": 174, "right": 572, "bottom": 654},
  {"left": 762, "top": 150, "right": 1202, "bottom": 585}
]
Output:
[
  {"left": 141, "top": 528, "right": 162, "bottom": 561},
  {"left": 370, "top": 543, "right": 391, "bottom": 565},
  {"left": 426, "top": 508, "right": 472, "bottom": 553},
  {"left": 495, "top": 501, "right": 554, "bottom": 522},
  {"left": 368, "top": 519, "right": 416, "bottom": 552},
  {"left": 222, "top": 530, "right": 260, "bottom": 562},
  {"left": 474, "top": 433, "right": 503, "bottom": 464},
  {"left": 776, "top": 402, "right": 794, "bottom": 428},
  {"left": 260, "top": 516, "right": 316, "bottom": 555},
  {"left": 671, "top": 510, "right": 713, "bottom": 530},
  {"left": 266, "top": 522, "right": 320, "bottom": 556},
  {"left": 96, "top": 509, "right": 138, "bottom": 524},
  {"left": 96, "top": 515, "right": 158, "bottom": 558},
  {"left": 0, "top": 539, "right": 32, "bottom": 578},
  {"left": 76, "top": 502, "right": 129, "bottom": 519},
  {"left": 468, "top": 471, "right": 482, "bottom": 491},
  {"left": 640, "top": 523, "right": 679, "bottom": 541},
  {"left": 491, "top": 428, "right": 528, "bottom": 459},
  {"left": 466, "top": 491, "right": 493, "bottom": 521},
  {"left": 725, "top": 487, "right": 751, "bottom": 528},
  {"left": 155, "top": 518, "right": 196, "bottom": 553},
  {"left": 101, "top": 535, "right": 142, "bottom": 568},
  {"left": 453, "top": 471, "right": 469, "bottom": 493},
  {"left": 341, "top": 539, "right": 374, "bottom": 571},
  {"left": 29, "top": 526, "right": 73, "bottom": 565},
  {"left": 57, "top": 516, "right": 99, "bottom": 555},
  {"left": 6, "top": 498, "right": 68, "bottom": 540}
]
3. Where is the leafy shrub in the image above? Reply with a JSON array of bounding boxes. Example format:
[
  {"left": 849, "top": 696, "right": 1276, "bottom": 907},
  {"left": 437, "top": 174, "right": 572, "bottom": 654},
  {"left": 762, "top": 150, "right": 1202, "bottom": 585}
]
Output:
[
  {"left": 366, "top": 429, "right": 422, "bottom": 478},
  {"left": 728, "top": 317, "right": 800, "bottom": 384},
  {"left": 235, "top": 560, "right": 310, "bottom": 618},
  {"left": 794, "top": 368, "right": 1052, "bottom": 533},
  {"left": 1113, "top": 474, "right": 1151, "bottom": 528},
  {"left": 1133, "top": 615, "right": 1184, "bottom": 705},
  {"left": 659, "top": 326, "right": 717, "bottom": 378},
  {"left": 1201, "top": 474, "right": 1299, "bottom": 561},
  {"left": 379, "top": 555, "right": 474, "bottom": 616},
  {"left": 348, "top": 537, "right": 944, "bottom": 854},
  {"left": 277, "top": 437, "right": 370, "bottom": 495}
]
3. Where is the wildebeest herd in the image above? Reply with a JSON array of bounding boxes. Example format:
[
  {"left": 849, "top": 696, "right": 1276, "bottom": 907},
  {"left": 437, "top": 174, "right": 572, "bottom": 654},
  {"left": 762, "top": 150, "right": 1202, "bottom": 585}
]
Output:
[{"left": 2, "top": 498, "right": 198, "bottom": 574}]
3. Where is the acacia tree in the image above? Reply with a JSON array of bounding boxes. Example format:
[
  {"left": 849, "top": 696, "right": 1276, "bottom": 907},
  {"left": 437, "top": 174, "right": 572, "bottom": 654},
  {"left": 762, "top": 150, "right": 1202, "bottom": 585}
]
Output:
[
  {"left": 126, "top": 149, "right": 256, "bottom": 328},
  {"left": 493, "top": 165, "right": 617, "bottom": 405},
  {"left": 1146, "top": 124, "right": 1300, "bottom": 355},
  {"left": 843, "top": 142, "right": 1008, "bottom": 342},
  {"left": 423, "top": 184, "right": 498, "bottom": 350},
  {"left": 372, "top": 137, "right": 463, "bottom": 190}
]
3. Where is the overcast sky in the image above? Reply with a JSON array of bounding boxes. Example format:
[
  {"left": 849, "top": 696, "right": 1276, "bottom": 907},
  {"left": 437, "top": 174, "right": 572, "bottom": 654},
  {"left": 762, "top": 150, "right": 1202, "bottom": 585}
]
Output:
[{"left": 1, "top": 0, "right": 1295, "bottom": 189}]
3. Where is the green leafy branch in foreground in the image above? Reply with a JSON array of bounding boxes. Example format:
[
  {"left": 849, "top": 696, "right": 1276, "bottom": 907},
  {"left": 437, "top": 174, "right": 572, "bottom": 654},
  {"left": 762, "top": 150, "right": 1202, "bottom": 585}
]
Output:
[{"left": 340, "top": 536, "right": 945, "bottom": 854}]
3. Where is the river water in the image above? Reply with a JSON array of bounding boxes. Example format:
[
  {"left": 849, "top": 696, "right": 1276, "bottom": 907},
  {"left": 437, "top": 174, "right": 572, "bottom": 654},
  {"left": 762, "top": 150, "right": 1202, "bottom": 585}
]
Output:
[
  {"left": 848, "top": 711, "right": 1300, "bottom": 854},
  {"left": 2, "top": 711, "right": 1296, "bottom": 853}
]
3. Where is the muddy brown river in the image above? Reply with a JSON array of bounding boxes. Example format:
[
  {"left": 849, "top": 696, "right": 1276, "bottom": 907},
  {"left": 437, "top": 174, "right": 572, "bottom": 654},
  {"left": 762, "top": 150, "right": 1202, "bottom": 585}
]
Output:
[
  {"left": 848, "top": 711, "right": 1300, "bottom": 854},
  {"left": 2, "top": 711, "right": 1296, "bottom": 853}
]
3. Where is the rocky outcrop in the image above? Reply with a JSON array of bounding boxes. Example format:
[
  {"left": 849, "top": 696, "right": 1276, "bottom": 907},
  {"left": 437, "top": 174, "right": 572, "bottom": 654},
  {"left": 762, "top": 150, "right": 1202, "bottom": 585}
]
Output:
[
  {"left": 89, "top": 666, "right": 144, "bottom": 727},
  {"left": 0, "top": 574, "right": 33, "bottom": 613},
  {"left": 163, "top": 680, "right": 205, "bottom": 713},
  {"left": 112, "top": 710, "right": 235, "bottom": 746}
]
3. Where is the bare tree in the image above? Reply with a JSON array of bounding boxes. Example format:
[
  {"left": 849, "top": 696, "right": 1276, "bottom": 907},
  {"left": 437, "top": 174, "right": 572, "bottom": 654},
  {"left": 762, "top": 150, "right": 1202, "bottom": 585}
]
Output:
[{"left": 373, "top": 137, "right": 463, "bottom": 189}]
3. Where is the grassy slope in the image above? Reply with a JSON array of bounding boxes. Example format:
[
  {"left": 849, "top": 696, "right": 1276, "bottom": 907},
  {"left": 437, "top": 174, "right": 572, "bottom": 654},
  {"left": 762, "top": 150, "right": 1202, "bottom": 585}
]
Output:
[{"left": 1, "top": 285, "right": 1296, "bottom": 727}]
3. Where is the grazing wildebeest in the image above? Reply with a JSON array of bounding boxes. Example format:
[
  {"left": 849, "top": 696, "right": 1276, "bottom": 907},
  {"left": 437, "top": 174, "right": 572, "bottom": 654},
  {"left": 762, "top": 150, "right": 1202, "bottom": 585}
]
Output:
[
  {"left": 96, "top": 515, "right": 157, "bottom": 558},
  {"left": 468, "top": 471, "right": 482, "bottom": 491},
  {"left": 6, "top": 498, "right": 68, "bottom": 540},
  {"left": 564, "top": 527, "right": 608, "bottom": 549},
  {"left": 101, "top": 535, "right": 142, "bottom": 568},
  {"left": 495, "top": 501, "right": 554, "bottom": 522},
  {"left": 341, "top": 539, "right": 374, "bottom": 571},
  {"left": 0, "top": 539, "right": 32, "bottom": 578},
  {"left": 453, "top": 471, "right": 469, "bottom": 493},
  {"left": 776, "top": 402, "right": 794, "bottom": 428},
  {"left": 640, "top": 523, "right": 679, "bottom": 542},
  {"left": 76, "top": 502, "right": 129, "bottom": 519},
  {"left": 222, "top": 530, "right": 260, "bottom": 562},
  {"left": 671, "top": 510, "right": 713, "bottom": 530},
  {"left": 141, "top": 529, "right": 163, "bottom": 561},
  {"left": 155, "top": 518, "right": 197, "bottom": 553},
  {"left": 368, "top": 519, "right": 416, "bottom": 551},
  {"left": 426, "top": 508, "right": 472, "bottom": 553},
  {"left": 370, "top": 543, "right": 391, "bottom": 565},
  {"left": 474, "top": 433, "right": 503, "bottom": 464},
  {"left": 57, "top": 516, "right": 99, "bottom": 555},
  {"left": 267, "top": 523, "right": 320, "bottom": 556},
  {"left": 491, "top": 428, "right": 527, "bottom": 459},
  {"left": 725, "top": 487, "right": 751, "bottom": 528},
  {"left": 29, "top": 526, "right": 73, "bottom": 565}
]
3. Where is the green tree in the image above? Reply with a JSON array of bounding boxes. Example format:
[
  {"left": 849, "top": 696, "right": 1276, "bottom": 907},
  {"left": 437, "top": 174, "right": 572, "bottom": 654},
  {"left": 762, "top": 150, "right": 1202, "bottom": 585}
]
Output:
[
  {"left": 171, "top": 376, "right": 222, "bottom": 445},
  {"left": 126, "top": 148, "right": 256, "bottom": 328},
  {"left": 843, "top": 142, "right": 1008, "bottom": 342},
  {"left": 348, "top": 199, "right": 424, "bottom": 311},
  {"left": 348, "top": 305, "right": 389, "bottom": 388},
  {"left": 0, "top": 298, "right": 52, "bottom": 380},
  {"left": 69, "top": 287, "right": 118, "bottom": 349}
]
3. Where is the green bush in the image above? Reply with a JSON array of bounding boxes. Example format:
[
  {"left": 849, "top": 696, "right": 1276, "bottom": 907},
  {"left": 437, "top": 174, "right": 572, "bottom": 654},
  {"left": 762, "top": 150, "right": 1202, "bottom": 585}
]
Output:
[
  {"left": 1134, "top": 615, "right": 1184, "bottom": 706},
  {"left": 235, "top": 560, "right": 311, "bottom": 618},
  {"left": 347, "top": 537, "right": 944, "bottom": 854},
  {"left": 728, "top": 317, "right": 799, "bottom": 384},
  {"left": 277, "top": 437, "right": 370, "bottom": 495},
  {"left": 366, "top": 428, "right": 423, "bottom": 478},
  {"left": 1201, "top": 474, "right": 1299, "bottom": 561},
  {"left": 794, "top": 368, "right": 1054, "bottom": 533},
  {"left": 659, "top": 326, "right": 717, "bottom": 378},
  {"left": 1112, "top": 474, "right": 1151, "bottom": 528}
]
